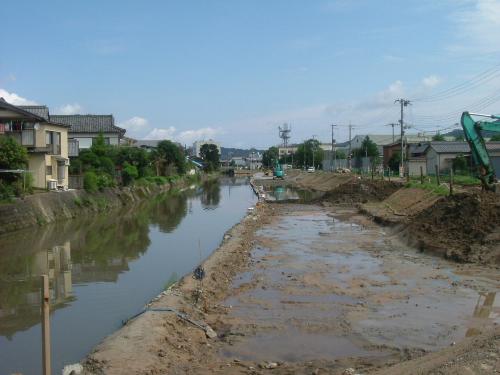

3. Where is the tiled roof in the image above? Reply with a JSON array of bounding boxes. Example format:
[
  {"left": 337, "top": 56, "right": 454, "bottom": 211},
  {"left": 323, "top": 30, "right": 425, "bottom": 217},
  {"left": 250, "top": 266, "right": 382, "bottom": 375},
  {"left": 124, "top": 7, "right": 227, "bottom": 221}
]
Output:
[
  {"left": 429, "top": 142, "right": 470, "bottom": 153},
  {"left": 133, "top": 140, "right": 160, "bottom": 148},
  {"left": 18, "top": 105, "right": 49, "bottom": 120},
  {"left": 50, "top": 114, "right": 125, "bottom": 135},
  {"left": 0, "top": 99, "right": 46, "bottom": 121},
  {"left": 429, "top": 141, "right": 500, "bottom": 154}
]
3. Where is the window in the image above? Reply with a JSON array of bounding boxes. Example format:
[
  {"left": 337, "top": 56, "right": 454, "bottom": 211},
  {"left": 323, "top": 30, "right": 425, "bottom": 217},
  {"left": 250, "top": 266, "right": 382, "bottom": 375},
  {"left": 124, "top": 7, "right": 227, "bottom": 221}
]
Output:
[
  {"left": 46, "top": 131, "right": 53, "bottom": 145},
  {"left": 92, "top": 137, "right": 110, "bottom": 145},
  {"left": 46, "top": 166, "right": 52, "bottom": 175},
  {"left": 45, "top": 131, "right": 61, "bottom": 154}
]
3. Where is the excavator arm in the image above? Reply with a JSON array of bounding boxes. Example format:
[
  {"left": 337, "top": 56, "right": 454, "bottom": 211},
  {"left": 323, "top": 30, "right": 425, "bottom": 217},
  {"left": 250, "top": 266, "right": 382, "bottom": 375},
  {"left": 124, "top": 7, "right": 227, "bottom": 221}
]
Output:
[{"left": 461, "top": 111, "right": 500, "bottom": 191}]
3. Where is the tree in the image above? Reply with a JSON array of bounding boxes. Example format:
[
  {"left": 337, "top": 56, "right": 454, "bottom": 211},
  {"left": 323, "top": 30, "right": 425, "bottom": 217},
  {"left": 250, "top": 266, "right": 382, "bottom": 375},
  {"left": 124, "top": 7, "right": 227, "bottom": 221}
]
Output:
[
  {"left": 262, "top": 146, "right": 279, "bottom": 168},
  {"left": 155, "top": 140, "right": 186, "bottom": 175},
  {"left": 452, "top": 154, "right": 468, "bottom": 174},
  {"left": 353, "top": 136, "right": 379, "bottom": 159},
  {"left": 490, "top": 134, "right": 500, "bottom": 141},
  {"left": 335, "top": 149, "right": 347, "bottom": 159},
  {"left": 200, "top": 144, "right": 220, "bottom": 171},
  {"left": 115, "top": 147, "right": 152, "bottom": 177},
  {"left": 454, "top": 134, "right": 465, "bottom": 141},
  {"left": 0, "top": 136, "right": 28, "bottom": 169},
  {"left": 388, "top": 151, "right": 401, "bottom": 172},
  {"left": 432, "top": 133, "right": 445, "bottom": 141},
  {"left": 294, "top": 139, "right": 324, "bottom": 169}
]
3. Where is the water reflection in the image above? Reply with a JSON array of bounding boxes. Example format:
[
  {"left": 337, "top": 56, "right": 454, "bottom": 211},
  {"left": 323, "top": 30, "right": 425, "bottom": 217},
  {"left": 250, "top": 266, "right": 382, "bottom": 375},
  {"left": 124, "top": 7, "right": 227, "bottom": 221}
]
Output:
[
  {"left": 200, "top": 180, "right": 221, "bottom": 209},
  {"left": 0, "top": 178, "right": 255, "bottom": 375},
  {"left": 0, "top": 242, "right": 74, "bottom": 340},
  {"left": 465, "top": 292, "right": 498, "bottom": 337}
]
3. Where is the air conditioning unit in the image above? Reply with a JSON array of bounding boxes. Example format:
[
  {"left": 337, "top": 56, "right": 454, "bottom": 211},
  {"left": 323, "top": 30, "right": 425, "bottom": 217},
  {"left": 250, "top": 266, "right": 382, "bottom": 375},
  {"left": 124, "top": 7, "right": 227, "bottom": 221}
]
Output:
[{"left": 47, "top": 180, "right": 57, "bottom": 190}]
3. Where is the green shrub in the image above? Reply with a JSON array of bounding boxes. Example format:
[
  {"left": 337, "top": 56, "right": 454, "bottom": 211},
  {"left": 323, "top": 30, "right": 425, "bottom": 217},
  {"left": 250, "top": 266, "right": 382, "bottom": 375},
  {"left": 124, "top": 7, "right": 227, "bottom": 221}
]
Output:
[
  {"left": 83, "top": 171, "right": 98, "bottom": 192},
  {"left": 96, "top": 173, "right": 115, "bottom": 190},
  {"left": 0, "top": 181, "right": 14, "bottom": 201},
  {"left": 122, "top": 162, "right": 139, "bottom": 186}
]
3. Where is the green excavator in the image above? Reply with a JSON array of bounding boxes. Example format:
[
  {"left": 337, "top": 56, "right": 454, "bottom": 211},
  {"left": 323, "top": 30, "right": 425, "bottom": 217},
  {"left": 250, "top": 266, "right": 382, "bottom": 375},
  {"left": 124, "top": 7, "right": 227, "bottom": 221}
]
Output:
[
  {"left": 461, "top": 111, "right": 500, "bottom": 191},
  {"left": 273, "top": 159, "right": 284, "bottom": 179}
]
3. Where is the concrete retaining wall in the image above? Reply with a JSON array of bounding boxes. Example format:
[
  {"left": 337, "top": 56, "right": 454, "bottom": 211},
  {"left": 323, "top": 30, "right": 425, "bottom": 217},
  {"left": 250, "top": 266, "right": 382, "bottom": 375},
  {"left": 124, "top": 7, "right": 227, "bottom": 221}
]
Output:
[{"left": 0, "top": 182, "right": 184, "bottom": 236}]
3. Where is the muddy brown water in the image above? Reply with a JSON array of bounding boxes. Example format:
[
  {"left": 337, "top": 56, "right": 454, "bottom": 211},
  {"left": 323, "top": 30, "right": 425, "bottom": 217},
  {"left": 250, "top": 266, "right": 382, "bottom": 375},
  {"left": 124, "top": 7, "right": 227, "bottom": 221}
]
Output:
[
  {"left": 0, "top": 178, "right": 256, "bottom": 375},
  {"left": 220, "top": 205, "right": 499, "bottom": 364}
]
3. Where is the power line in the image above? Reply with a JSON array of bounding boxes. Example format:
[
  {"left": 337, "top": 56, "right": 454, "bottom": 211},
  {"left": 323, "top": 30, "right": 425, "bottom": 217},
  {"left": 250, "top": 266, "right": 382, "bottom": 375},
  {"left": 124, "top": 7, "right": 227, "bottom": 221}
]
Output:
[{"left": 413, "top": 63, "right": 500, "bottom": 103}]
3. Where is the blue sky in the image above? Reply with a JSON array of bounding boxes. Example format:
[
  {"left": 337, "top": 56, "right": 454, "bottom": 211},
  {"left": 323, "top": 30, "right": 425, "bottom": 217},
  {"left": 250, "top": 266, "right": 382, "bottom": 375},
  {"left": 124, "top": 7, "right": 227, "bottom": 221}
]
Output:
[{"left": 1, "top": 0, "right": 500, "bottom": 148}]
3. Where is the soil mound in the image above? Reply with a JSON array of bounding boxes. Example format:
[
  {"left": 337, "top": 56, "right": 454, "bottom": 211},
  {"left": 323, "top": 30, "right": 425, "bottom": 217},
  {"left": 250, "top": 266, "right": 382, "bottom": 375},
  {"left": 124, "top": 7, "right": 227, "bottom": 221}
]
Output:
[
  {"left": 323, "top": 179, "right": 400, "bottom": 204},
  {"left": 407, "top": 192, "right": 500, "bottom": 264},
  {"left": 361, "top": 188, "right": 441, "bottom": 225}
]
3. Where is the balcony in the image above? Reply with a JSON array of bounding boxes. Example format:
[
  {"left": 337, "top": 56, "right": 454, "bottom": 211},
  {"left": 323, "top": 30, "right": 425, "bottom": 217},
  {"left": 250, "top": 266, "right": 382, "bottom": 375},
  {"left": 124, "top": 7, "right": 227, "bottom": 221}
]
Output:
[
  {"left": 68, "top": 139, "right": 79, "bottom": 157},
  {"left": 4, "top": 129, "right": 35, "bottom": 147}
]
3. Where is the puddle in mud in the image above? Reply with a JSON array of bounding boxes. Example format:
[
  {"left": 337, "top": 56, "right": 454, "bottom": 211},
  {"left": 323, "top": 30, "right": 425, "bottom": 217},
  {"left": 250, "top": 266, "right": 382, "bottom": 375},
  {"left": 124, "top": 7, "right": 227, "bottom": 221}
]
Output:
[
  {"left": 263, "top": 186, "right": 324, "bottom": 202},
  {"left": 221, "top": 329, "right": 383, "bottom": 362},
  {"left": 220, "top": 206, "right": 500, "bottom": 363}
]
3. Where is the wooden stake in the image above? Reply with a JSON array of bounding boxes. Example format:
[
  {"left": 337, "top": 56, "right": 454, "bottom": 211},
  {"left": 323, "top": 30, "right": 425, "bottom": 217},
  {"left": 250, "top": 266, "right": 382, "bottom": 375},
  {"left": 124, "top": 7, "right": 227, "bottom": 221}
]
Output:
[
  {"left": 420, "top": 166, "right": 424, "bottom": 184},
  {"left": 41, "top": 275, "right": 51, "bottom": 375},
  {"left": 435, "top": 165, "right": 440, "bottom": 185}
]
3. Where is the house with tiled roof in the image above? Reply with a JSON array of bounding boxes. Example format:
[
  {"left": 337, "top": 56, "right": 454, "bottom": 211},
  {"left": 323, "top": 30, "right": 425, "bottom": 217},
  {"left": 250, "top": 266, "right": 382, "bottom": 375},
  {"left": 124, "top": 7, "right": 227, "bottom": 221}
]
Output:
[
  {"left": 50, "top": 114, "right": 126, "bottom": 150},
  {"left": 406, "top": 141, "right": 500, "bottom": 176},
  {"left": 0, "top": 99, "right": 70, "bottom": 189}
]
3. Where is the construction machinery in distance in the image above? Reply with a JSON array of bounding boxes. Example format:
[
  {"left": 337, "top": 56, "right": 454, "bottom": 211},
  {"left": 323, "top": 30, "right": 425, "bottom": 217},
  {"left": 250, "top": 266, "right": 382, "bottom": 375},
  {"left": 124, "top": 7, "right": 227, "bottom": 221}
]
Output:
[
  {"left": 461, "top": 111, "right": 500, "bottom": 192},
  {"left": 273, "top": 159, "right": 284, "bottom": 179}
]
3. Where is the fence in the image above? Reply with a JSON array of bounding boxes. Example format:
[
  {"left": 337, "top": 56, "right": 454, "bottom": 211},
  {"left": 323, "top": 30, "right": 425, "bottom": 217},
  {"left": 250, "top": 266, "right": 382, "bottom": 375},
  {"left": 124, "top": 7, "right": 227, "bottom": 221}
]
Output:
[{"left": 68, "top": 175, "right": 84, "bottom": 190}]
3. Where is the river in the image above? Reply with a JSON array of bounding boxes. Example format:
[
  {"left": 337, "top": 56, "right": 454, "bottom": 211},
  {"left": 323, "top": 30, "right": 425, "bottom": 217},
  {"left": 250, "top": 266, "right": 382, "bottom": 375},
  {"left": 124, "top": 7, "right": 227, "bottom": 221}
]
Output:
[{"left": 0, "top": 178, "right": 256, "bottom": 375}]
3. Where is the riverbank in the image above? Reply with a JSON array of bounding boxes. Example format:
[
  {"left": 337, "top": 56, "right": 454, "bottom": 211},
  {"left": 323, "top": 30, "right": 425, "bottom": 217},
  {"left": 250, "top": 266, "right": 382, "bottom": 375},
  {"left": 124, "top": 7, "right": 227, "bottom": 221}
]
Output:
[
  {"left": 82, "top": 201, "right": 272, "bottom": 374},
  {"left": 81, "top": 199, "right": 499, "bottom": 375},
  {"left": 0, "top": 173, "right": 216, "bottom": 235}
]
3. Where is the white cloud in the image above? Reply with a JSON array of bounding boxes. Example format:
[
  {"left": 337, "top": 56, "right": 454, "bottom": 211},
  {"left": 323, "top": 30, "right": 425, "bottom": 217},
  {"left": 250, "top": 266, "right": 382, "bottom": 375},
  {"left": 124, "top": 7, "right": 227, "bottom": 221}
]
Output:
[
  {"left": 56, "top": 103, "right": 83, "bottom": 115},
  {"left": 143, "top": 126, "right": 222, "bottom": 145},
  {"left": 0, "top": 88, "right": 37, "bottom": 105},
  {"left": 119, "top": 116, "right": 149, "bottom": 132},
  {"left": 177, "top": 127, "right": 222, "bottom": 144},
  {"left": 422, "top": 75, "right": 442, "bottom": 88},
  {"left": 450, "top": 0, "right": 500, "bottom": 53},
  {"left": 144, "top": 127, "right": 177, "bottom": 140}
]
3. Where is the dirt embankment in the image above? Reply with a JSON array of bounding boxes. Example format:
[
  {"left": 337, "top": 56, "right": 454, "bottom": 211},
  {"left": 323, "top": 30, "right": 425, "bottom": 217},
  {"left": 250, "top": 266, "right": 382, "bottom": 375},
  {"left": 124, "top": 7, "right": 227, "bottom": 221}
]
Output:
[
  {"left": 303, "top": 174, "right": 500, "bottom": 265},
  {"left": 322, "top": 178, "right": 400, "bottom": 205},
  {"left": 285, "top": 170, "right": 354, "bottom": 192},
  {"left": 404, "top": 192, "right": 500, "bottom": 264}
]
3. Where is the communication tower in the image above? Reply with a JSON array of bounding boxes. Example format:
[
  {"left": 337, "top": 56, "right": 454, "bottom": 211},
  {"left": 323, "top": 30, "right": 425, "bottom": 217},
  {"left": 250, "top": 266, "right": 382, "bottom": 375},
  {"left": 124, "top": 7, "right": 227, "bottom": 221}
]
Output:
[{"left": 278, "top": 123, "right": 291, "bottom": 148}]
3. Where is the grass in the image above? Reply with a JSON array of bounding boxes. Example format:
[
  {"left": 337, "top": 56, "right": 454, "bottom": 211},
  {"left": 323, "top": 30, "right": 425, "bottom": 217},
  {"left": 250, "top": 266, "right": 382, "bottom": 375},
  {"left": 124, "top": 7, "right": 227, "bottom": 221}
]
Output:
[
  {"left": 409, "top": 174, "right": 480, "bottom": 187},
  {"left": 405, "top": 181, "right": 450, "bottom": 196}
]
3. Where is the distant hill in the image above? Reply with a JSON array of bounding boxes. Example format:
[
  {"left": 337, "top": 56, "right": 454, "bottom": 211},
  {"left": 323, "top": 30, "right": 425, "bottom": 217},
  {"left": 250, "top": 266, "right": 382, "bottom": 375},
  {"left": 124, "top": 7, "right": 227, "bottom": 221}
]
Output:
[
  {"left": 443, "top": 128, "right": 498, "bottom": 139},
  {"left": 220, "top": 147, "right": 265, "bottom": 159}
]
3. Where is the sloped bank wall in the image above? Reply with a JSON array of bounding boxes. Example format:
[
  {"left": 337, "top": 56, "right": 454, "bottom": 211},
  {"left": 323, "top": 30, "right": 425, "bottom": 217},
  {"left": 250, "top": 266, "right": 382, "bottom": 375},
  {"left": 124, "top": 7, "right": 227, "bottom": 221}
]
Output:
[{"left": 0, "top": 177, "right": 204, "bottom": 236}]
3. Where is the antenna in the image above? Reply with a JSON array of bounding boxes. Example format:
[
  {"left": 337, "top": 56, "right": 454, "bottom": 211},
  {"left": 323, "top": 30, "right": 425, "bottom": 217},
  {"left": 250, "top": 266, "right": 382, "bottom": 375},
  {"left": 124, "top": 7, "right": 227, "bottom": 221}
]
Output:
[{"left": 278, "top": 123, "right": 291, "bottom": 148}]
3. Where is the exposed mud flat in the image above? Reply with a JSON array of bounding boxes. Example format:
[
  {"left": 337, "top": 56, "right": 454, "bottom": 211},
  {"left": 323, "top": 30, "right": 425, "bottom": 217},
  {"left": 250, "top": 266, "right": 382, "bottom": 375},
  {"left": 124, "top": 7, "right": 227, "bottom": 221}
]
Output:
[
  {"left": 215, "top": 205, "right": 499, "bottom": 374},
  {"left": 83, "top": 202, "right": 499, "bottom": 375}
]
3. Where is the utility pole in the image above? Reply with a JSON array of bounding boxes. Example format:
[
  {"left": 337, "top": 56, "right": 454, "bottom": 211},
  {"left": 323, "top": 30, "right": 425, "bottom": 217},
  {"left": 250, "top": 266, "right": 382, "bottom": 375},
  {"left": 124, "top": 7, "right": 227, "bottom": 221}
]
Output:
[
  {"left": 312, "top": 135, "right": 317, "bottom": 169},
  {"left": 348, "top": 123, "right": 353, "bottom": 170},
  {"left": 395, "top": 99, "right": 410, "bottom": 177},
  {"left": 386, "top": 123, "right": 398, "bottom": 143},
  {"left": 331, "top": 124, "right": 337, "bottom": 172}
]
